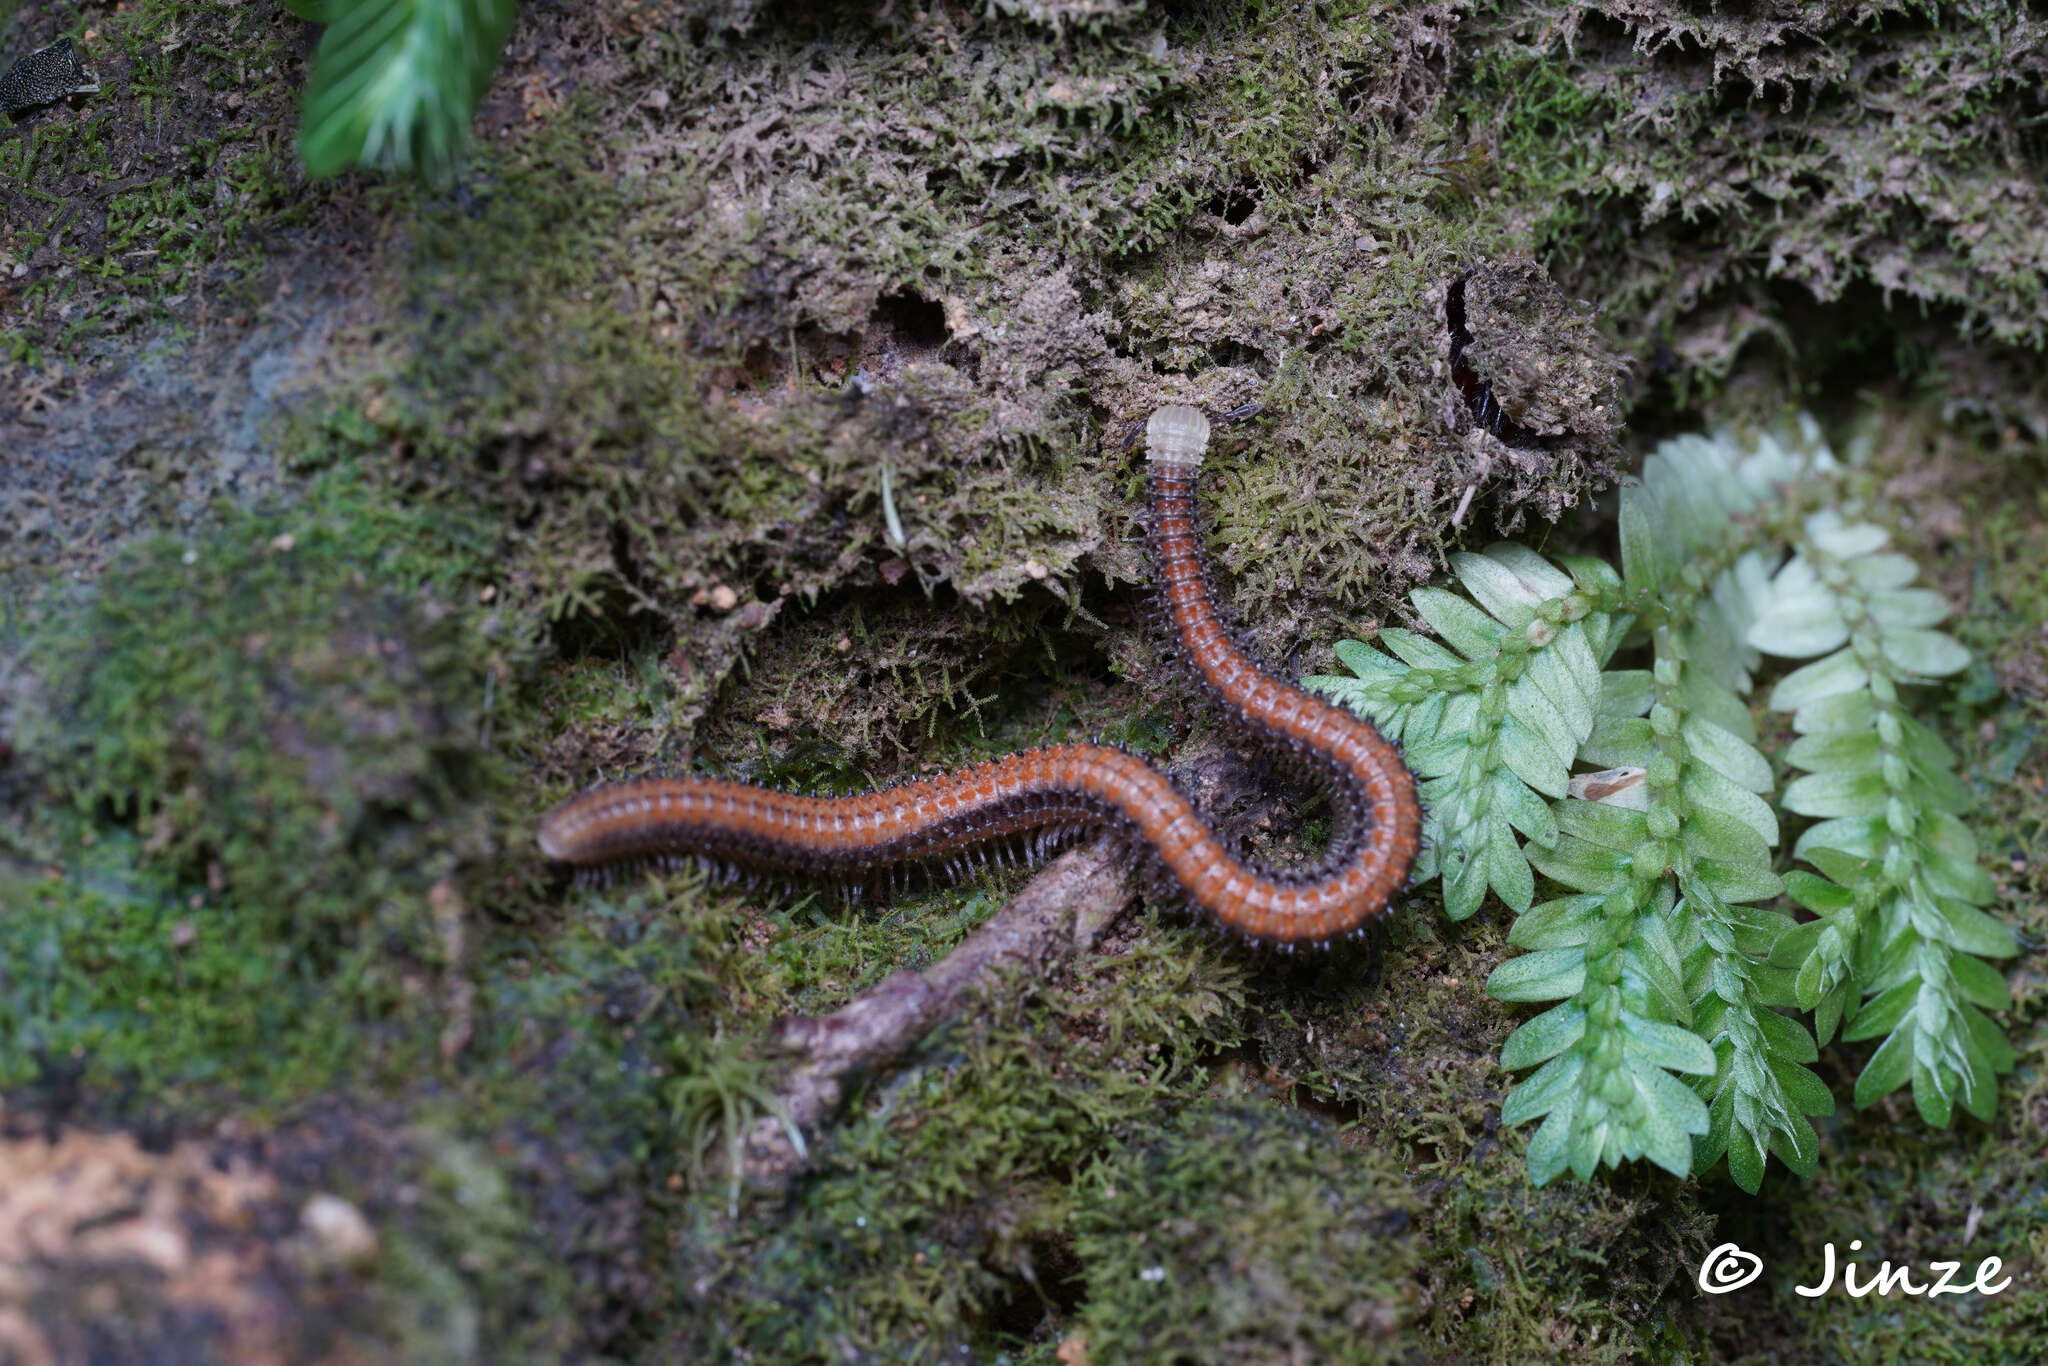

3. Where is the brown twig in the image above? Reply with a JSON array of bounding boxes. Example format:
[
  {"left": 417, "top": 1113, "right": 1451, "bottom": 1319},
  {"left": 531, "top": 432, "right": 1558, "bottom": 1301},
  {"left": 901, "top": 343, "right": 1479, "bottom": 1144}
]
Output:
[{"left": 740, "top": 835, "right": 1133, "bottom": 1189}]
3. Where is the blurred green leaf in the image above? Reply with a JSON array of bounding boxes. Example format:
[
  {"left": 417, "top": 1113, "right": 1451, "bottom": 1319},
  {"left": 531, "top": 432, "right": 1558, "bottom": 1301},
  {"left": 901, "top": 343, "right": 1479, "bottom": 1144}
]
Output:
[{"left": 300, "top": 0, "right": 520, "bottom": 181}]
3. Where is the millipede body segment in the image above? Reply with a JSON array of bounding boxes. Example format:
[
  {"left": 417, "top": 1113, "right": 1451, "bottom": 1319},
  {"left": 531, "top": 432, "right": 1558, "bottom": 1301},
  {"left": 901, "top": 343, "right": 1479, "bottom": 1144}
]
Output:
[{"left": 537, "top": 405, "right": 1422, "bottom": 946}]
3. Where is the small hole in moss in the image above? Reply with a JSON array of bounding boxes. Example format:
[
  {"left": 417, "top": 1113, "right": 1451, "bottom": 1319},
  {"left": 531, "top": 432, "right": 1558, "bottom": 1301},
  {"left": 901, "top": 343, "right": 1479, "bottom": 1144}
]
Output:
[
  {"left": 982, "top": 1234, "right": 1086, "bottom": 1343},
  {"left": 1205, "top": 185, "right": 1260, "bottom": 225},
  {"left": 872, "top": 289, "right": 950, "bottom": 351},
  {"left": 1201, "top": 339, "right": 1263, "bottom": 370},
  {"left": 730, "top": 341, "right": 783, "bottom": 392},
  {"left": 547, "top": 577, "right": 671, "bottom": 661}
]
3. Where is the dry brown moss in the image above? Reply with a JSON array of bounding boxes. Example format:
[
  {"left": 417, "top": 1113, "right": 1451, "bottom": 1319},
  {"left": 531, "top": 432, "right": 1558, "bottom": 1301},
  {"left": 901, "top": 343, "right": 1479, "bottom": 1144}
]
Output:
[{"left": 1457, "top": 0, "right": 2048, "bottom": 428}]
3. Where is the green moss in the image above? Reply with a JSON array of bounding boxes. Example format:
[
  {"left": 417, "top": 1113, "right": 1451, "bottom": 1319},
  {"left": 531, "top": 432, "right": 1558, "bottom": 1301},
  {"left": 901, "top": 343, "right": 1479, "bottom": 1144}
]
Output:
[
  {"left": 329, "top": 0, "right": 1593, "bottom": 783},
  {"left": 1244, "top": 911, "right": 1719, "bottom": 1362},
  {"left": 673, "top": 917, "right": 1251, "bottom": 1360},
  {"left": 0, "top": 849, "right": 324, "bottom": 1089},
  {"left": 1071, "top": 1100, "right": 1418, "bottom": 1364},
  {"left": 4, "top": 465, "right": 515, "bottom": 1097},
  {"left": 6, "top": 0, "right": 2042, "bottom": 1359},
  {"left": 1703, "top": 1120, "right": 2048, "bottom": 1364},
  {"left": 1, "top": 0, "right": 317, "bottom": 361},
  {"left": 377, "top": 1129, "right": 580, "bottom": 1361}
]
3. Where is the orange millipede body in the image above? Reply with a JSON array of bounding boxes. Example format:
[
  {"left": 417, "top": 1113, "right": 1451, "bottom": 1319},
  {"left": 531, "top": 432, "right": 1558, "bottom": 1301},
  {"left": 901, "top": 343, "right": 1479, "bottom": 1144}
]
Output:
[{"left": 537, "top": 406, "right": 1422, "bottom": 945}]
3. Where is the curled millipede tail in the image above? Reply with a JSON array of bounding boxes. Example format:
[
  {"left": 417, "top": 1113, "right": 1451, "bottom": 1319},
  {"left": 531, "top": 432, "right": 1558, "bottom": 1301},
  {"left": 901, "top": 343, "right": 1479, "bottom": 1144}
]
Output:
[{"left": 537, "top": 406, "right": 1421, "bottom": 946}]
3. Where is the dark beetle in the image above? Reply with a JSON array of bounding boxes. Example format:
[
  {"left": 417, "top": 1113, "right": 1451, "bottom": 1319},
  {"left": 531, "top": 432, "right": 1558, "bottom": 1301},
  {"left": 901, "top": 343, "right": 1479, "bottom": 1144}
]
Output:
[{"left": 1, "top": 36, "right": 99, "bottom": 116}]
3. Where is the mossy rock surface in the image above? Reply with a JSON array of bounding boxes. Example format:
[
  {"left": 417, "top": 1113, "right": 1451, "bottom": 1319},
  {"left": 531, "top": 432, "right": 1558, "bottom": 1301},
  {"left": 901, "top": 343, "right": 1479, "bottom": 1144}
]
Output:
[{"left": 3, "top": 0, "right": 2045, "bottom": 1361}]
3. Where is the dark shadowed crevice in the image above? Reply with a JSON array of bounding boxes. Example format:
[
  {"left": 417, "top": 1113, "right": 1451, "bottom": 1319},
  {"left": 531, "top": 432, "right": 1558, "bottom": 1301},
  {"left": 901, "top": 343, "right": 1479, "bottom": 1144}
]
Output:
[
  {"left": 872, "top": 288, "right": 950, "bottom": 352},
  {"left": 1204, "top": 183, "right": 1260, "bottom": 225}
]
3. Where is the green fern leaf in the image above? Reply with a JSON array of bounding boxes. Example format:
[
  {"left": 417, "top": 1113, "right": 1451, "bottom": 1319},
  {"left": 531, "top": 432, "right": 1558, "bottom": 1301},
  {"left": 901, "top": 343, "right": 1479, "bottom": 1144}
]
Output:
[
  {"left": 1309, "top": 421, "right": 2013, "bottom": 1189},
  {"left": 1750, "top": 510, "right": 2016, "bottom": 1126},
  {"left": 300, "top": 0, "right": 520, "bottom": 180},
  {"left": 1307, "top": 545, "right": 1611, "bottom": 919}
]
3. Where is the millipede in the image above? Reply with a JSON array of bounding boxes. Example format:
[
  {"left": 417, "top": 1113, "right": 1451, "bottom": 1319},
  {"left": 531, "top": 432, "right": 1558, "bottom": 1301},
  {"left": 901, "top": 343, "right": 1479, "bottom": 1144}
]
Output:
[{"left": 537, "top": 405, "right": 1422, "bottom": 948}]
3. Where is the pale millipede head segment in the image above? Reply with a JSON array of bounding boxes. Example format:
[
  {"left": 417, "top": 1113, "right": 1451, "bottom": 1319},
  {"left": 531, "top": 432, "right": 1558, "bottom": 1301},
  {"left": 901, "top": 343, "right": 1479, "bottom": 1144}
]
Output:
[{"left": 1144, "top": 404, "right": 1211, "bottom": 470}]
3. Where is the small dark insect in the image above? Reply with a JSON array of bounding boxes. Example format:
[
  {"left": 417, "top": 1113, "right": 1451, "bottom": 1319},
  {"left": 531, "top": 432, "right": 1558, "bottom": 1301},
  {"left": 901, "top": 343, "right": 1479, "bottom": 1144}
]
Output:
[{"left": 1, "top": 37, "right": 99, "bottom": 117}]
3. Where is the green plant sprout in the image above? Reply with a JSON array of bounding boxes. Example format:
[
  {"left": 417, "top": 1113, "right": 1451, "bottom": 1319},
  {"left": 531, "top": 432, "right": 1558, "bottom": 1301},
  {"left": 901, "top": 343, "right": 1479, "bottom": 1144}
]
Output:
[{"left": 1307, "top": 422, "right": 2016, "bottom": 1191}]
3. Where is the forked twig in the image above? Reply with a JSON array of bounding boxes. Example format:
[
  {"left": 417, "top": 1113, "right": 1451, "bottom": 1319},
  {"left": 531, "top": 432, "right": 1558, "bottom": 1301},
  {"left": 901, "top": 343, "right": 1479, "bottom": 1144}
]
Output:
[{"left": 739, "top": 836, "right": 1133, "bottom": 1189}]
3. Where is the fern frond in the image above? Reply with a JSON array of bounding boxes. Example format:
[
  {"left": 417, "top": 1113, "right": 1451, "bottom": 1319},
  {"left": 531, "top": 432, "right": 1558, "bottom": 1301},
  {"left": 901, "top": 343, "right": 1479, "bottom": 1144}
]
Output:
[
  {"left": 1609, "top": 441, "right": 1835, "bottom": 1191},
  {"left": 1495, "top": 806, "right": 1713, "bottom": 1182},
  {"left": 1306, "top": 545, "right": 1616, "bottom": 919},
  {"left": 1310, "top": 421, "right": 2010, "bottom": 1191},
  {"left": 1751, "top": 510, "right": 2017, "bottom": 1127},
  {"left": 299, "top": 0, "right": 519, "bottom": 181}
]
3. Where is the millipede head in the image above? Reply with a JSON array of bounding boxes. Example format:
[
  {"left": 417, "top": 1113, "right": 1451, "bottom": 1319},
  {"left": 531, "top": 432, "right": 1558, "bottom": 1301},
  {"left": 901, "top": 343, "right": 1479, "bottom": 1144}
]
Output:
[{"left": 1144, "top": 405, "right": 1211, "bottom": 470}]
